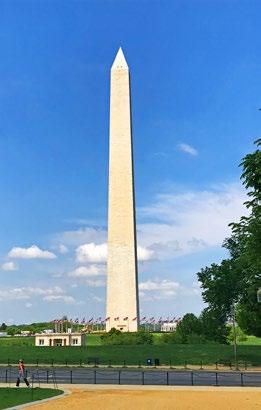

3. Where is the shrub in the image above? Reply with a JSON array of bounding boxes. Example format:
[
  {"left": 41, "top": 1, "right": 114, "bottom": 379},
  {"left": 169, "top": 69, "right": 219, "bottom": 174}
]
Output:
[{"left": 101, "top": 328, "right": 153, "bottom": 345}]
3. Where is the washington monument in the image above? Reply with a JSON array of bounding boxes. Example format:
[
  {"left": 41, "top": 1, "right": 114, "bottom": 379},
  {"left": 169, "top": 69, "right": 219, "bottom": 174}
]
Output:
[{"left": 106, "top": 48, "right": 139, "bottom": 332}]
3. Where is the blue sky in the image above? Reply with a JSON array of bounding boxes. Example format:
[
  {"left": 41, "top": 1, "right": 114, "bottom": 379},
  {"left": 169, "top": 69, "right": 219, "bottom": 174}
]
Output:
[{"left": 0, "top": 1, "right": 260, "bottom": 324}]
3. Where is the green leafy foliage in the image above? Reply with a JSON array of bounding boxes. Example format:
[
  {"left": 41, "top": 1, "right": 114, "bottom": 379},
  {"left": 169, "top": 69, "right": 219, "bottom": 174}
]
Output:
[
  {"left": 101, "top": 328, "right": 153, "bottom": 345},
  {"left": 197, "top": 139, "right": 261, "bottom": 337}
]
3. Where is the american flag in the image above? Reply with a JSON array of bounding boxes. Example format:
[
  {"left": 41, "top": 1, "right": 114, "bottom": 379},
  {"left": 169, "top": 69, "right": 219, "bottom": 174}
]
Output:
[
  {"left": 123, "top": 317, "right": 128, "bottom": 321},
  {"left": 105, "top": 317, "right": 110, "bottom": 321},
  {"left": 88, "top": 318, "right": 93, "bottom": 323},
  {"left": 132, "top": 317, "right": 137, "bottom": 321},
  {"left": 114, "top": 317, "right": 119, "bottom": 321},
  {"left": 81, "top": 318, "right": 86, "bottom": 324},
  {"left": 75, "top": 318, "right": 79, "bottom": 324}
]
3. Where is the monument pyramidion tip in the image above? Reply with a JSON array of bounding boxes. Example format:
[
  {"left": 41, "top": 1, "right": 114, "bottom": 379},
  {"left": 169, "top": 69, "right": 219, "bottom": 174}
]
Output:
[{"left": 111, "top": 47, "right": 129, "bottom": 70}]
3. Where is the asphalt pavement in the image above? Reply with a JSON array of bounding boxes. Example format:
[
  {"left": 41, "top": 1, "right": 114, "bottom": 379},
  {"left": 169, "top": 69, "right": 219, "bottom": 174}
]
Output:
[{"left": 1, "top": 367, "right": 261, "bottom": 387}]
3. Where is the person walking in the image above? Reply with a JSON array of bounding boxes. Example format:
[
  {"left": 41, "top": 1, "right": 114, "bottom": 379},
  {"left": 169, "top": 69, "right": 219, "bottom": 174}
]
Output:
[{"left": 16, "top": 359, "right": 30, "bottom": 387}]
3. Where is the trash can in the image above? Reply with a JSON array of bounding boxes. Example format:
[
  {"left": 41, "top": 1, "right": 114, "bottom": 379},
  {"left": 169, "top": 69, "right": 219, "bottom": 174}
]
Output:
[
  {"left": 154, "top": 358, "right": 160, "bottom": 366},
  {"left": 146, "top": 358, "right": 153, "bottom": 366}
]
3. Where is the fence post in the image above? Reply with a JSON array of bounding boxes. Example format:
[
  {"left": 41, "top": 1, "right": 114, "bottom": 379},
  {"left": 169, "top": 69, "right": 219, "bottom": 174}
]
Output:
[
  {"left": 241, "top": 373, "right": 244, "bottom": 387},
  {"left": 94, "top": 370, "right": 97, "bottom": 384},
  {"left": 142, "top": 371, "right": 145, "bottom": 385},
  {"left": 191, "top": 372, "right": 194, "bottom": 386},
  {"left": 46, "top": 370, "right": 49, "bottom": 384},
  {"left": 5, "top": 369, "right": 7, "bottom": 383},
  {"left": 119, "top": 370, "right": 121, "bottom": 385},
  {"left": 215, "top": 372, "right": 218, "bottom": 386},
  {"left": 70, "top": 370, "right": 73, "bottom": 384},
  {"left": 166, "top": 372, "right": 169, "bottom": 385}
]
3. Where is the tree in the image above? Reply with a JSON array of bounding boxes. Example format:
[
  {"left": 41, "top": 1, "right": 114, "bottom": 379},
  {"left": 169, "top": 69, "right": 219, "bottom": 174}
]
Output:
[
  {"left": 175, "top": 313, "right": 202, "bottom": 343},
  {"left": 0, "top": 323, "right": 7, "bottom": 331},
  {"left": 197, "top": 139, "right": 261, "bottom": 336}
]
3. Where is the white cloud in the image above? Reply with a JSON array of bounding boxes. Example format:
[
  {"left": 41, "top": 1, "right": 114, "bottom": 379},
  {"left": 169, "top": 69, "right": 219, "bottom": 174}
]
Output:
[
  {"left": 0, "top": 286, "right": 64, "bottom": 301},
  {"left": 25, "top": 302, "right": 32, "bottom": 308},
  {"left": 68, "top": 264, "right": 106, "bottom": 277},
  {"left": 1, "top": 261, "right": 18, "bottom": 271},
  {"left": 76, "top": 242, "right": 154, "bottom": 263},
  {"left": 137, "top": 246, "right": 155, "bottom": 261},
  {"left": 43, "top": 295, "right": 76, "bottom": 304},
  {"left": 8, "top": 245, "right": 56, "bottom": 260},
  {"left": 76, "top": 243, "right": 107, "bottom": 263},
  {"left": 92, "top": 295, "right": 104, "bottom": 303},
  {"left": 139, "top": 279, "right": 180, "bottom": 292},
  {"left": 178, "top": 143, "right": 198, "bottom": 156},
  {"left": 54, "top": 227, "right": 107, "bottom": 247},
  {"left": 139, "top": 279, "right": 180, "bottom": 300},
  {"left": 58, "top": 244, "right": 68, "bottom": 254},
  {"left": 138, "top": 183, "right": 247, "bottom": 260},
  {"left": 86, "top": 279, "right": 106, "bottom": 287}
]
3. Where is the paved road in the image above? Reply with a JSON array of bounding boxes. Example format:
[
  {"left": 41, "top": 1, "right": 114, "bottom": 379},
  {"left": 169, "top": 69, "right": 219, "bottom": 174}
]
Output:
[{"left": 1, "top": 367, "right": 261, "bottom": 387}]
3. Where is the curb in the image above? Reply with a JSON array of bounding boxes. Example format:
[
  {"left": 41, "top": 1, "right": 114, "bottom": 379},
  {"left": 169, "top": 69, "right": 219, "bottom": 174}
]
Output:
[{"left": 4, "top": 388, "right": 70, "bottom": 410}]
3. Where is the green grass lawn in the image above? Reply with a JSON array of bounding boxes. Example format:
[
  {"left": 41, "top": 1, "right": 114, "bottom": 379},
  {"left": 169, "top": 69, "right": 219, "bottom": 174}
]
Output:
[
  {"left": 0, "top": 387, "right": 63, "bottom": 410},
  {"left": 0, "top": 344, "right": 260, "bottom": 366},
  {"left": 0, "top": 334, "right": 260, "bottom": 366}
]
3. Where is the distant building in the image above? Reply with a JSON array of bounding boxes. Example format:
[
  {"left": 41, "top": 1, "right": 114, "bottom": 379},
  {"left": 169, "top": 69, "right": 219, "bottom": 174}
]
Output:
[
  {"left": 21, "top": 330, "right": 31, "bottom": 336},
  {"left": 35, "top": 332, "right": 86, "bottom": 347},
  {"left": 161, "top": 322, "right": 177, "bottom": 332},
  {"left": 0, "top": 332, "right": 8, "bottom": 337}
]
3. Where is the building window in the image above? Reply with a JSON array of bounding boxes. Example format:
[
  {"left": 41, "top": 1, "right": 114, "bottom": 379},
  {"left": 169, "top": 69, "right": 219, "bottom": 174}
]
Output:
[
  {"left": 39, "top": 339, "right": 44, "bottom": 346},
  {"left": 72, "top": 338, "right": 78, "bottom": 345}
]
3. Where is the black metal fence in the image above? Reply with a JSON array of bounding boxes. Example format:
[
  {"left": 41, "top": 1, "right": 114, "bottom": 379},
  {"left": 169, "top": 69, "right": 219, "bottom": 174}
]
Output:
[{"left": 1, "top": 367, "right": 261, "bottom": 387}]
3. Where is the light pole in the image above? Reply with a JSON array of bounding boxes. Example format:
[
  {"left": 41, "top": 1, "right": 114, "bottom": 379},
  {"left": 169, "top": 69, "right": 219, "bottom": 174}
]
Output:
[
  {"left": 257, "top": 288, "right": 261, "bottom": 303},
  {"left": 231, "top": 304, "right": 238, "bottom": 371}
]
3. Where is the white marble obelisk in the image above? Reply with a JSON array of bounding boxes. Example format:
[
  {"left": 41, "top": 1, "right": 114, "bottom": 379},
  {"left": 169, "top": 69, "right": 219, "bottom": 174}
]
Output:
[{"left": 106, "top": 48, "right": 139, "bottom": 332}]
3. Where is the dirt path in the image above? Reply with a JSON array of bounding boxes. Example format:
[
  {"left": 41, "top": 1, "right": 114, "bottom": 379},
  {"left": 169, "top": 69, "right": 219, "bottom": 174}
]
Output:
[{"left": 26, "top": 386, "right": 261, "bottom": 410}]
